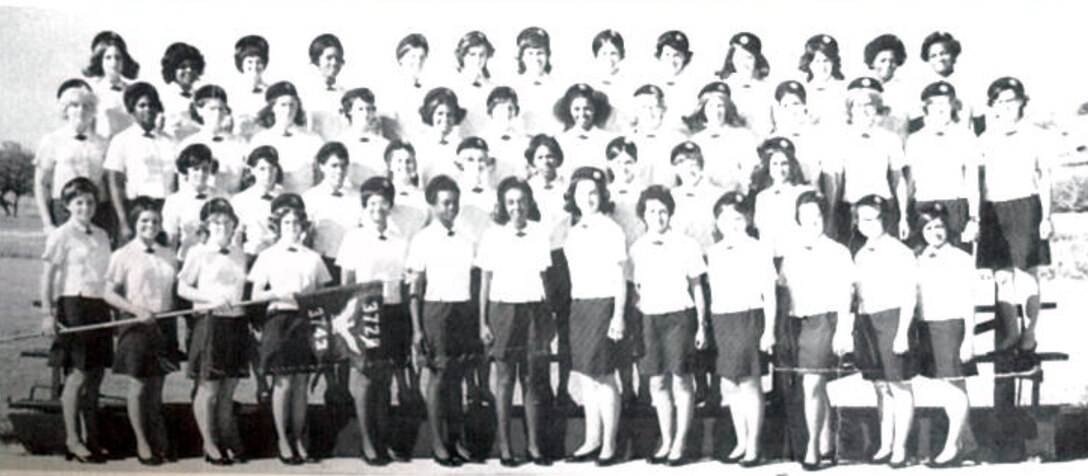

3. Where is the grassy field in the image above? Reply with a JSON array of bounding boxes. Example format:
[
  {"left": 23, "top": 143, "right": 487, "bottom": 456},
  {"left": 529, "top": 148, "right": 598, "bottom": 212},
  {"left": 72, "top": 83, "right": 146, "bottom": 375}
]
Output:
[{"left": 2, "top": 196, "right": 1087, "bottom": 445}]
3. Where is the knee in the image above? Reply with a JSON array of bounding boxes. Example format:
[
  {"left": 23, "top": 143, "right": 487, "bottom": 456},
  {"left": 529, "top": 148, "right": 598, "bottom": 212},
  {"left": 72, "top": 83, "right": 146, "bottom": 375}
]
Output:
[
  {"left": 994, "top": 271, "right": 1016, "bottom": 301},
  {"left": 672, "top": 375, "right": 694, "bottom": 394}
]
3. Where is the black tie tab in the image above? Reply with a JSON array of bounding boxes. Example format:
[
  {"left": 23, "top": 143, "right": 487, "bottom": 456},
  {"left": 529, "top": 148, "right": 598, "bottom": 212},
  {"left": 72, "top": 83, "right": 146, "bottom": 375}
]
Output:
[
  {"left": 180, "top": 91, "right": 192, "bottom": 98},
  {"left": 935, "top": 131, "right": 945, "bottom": 137},
  {"left": 647, "top": 134, "right": 656, "bottom": 139},
  {"left": 142, "top": 130, "right": 154, "bottom": 138},
  {"left": 472, "top": 187, "right": 484, "bottom": 193},
  {"left": 283, "top": 131, "right": 293, "bottom": 137},
  {"left": 252, "top": 87, "right": 263, "bottom": 94},
  {"left": 710, "top": 133, "right": 721, "bottom": 139},
  {"left": 359, "top": 136, "right": 370, "bottom": 143},
  {"left": 413, "top": 81, "right": 422, "bottom": 89},
  {"left": 74, "top": 134, "right": 88, "bottom": 141},
  {"left": 378, "top": 234, "right": 388, "bottom": 241},
  {"left": 578, "top": 134, "right": 589, "bottom": 140},
  {"left": 144, "top": 246, "right": 154, "bottom": 254},
  {"left": 110, "top": 84, "right": 123, "bottom": 92},
  {"left": 219, "top": 247, "right": 230, "bottom": 255},
  {"left": 439, "top": 139, "right": 449, "bottom": 145},
  {"left": 84, "top": 227, "right": 93, "bottom": 235},
  {"left": 501, "top": 134, "right": 511, "bottom": 141},
  {"left": 331, "top": 190, "right": 343, "bottom": 197},
  {"left": 446, "top": 229, "right": 455, "bottom": 237},
  {"left": 212, "top": 136, "right": 224, "bottom": 142},
  {"left": 287, "top": 246, "right": 298, "bottom": 252},
  {"left": 261, "top": 193, "right": 273, "bottom": 201},
  {"left": 927, "top": 252, "right": 938, "bottom": 258},
  {"left": 196, "top": 193, "right": 208, "bottom": 200},
  {"left": 861, "top": 133, "right": 871, "bottom": 139},
  {"left": 472, "top": 81, "right": 482, "bottom": 88},
  {"left": 533, "top": 81, "right": 542, "bottom": 86},
  {"left": 651, "top": 240, "right": 664, "bottom": 246}
]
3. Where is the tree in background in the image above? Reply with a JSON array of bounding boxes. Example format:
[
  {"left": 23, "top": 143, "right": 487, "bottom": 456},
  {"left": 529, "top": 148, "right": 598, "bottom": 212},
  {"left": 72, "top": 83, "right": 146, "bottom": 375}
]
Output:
[{"left": 0, "top": 141, "right": 34, "bottom": 217}]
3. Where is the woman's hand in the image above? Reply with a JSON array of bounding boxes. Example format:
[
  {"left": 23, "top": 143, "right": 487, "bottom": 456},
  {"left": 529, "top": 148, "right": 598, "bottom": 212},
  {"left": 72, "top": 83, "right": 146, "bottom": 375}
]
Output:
[
  {"left": 607, "top": 316, "right": 625, "bottom": 341},
  {"left": 480, "top": 324, "right": 494, "bottom": 346},
  {"left": 959, "top": 339, "right": 974, "bottom": 363},
  {"left": 694, "top": 325, "right": 707, "bottom": 350},
  {"left": 760, "top": 332, "right": 776, "bottom": 353},
  {"left": 135, "top": 308, "right": 154, "bottom": 323},
  {"left": 833, "top": 329, "right": 852, "bottom": 356},
  {"left": 893, "top": 332, "right": 909, "bottom": 354},
  {"left": 40, "top": 315, "right": 56, "bottom": 336}
]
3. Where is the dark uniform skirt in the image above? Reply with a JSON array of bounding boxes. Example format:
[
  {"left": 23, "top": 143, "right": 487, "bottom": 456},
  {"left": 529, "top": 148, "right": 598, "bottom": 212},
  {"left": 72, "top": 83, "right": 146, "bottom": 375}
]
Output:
[
  {"left": 48, "top": 297, "right": 113, "bottom": 371},
  {"left": 854, "top": 308, "right": 914, "bottom": 382},
  {"left": 113, "top": 318, "right": 176, "bottom": 378},
  {"left": 487, "top": 301, "right": 552, "bottom": 364},
  {"left": 259, "top": 309, "right": 316, "bottom": 376},
  {"left": 639, "top": 308, "right": 696, "bottom": 377},
  {"left": 187, "top": 313, "right": 252, "bottom": 381},
  {"left": 711, "top": 308, "right": 766, "bottom": 381},
  {"left": 569, "top": 298, "right": 617, "bottom": 378},
  {"left": 977, "top": 195, "right": 1051, "bottom": 270},
  {"left": 422, "top": 301, "right": 477, "bottom": 370},
  {"left": 792, "top": 312, "right": 836, "bottom": 373},
  {"left": 918, "top": 319, "right": 969, "bottom": 379}
]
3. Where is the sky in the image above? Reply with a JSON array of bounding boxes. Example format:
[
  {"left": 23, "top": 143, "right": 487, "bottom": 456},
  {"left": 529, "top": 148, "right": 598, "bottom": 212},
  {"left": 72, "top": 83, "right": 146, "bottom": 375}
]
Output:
[{"left": 1, "top": 0, "right": 1086, "bottom": 148}]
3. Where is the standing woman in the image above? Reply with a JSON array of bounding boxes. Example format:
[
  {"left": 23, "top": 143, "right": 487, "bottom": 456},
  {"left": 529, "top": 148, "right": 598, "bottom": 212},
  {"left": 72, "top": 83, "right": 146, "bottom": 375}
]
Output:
[
  {"left": 180, "top": 85, "right": 248, "bottom": 195},
  {"left": 159, "top": 42, "right": 206, "bottom": 141},
  {"left": 628, "top": 84, "right": 686, "bottom": 186},
  {"left": 83, "top": 31, "right": 140, "bottom": 139},
  {"left": 229, "top": 35, "right": 271, "bottom": 139},
  {"left": 977, "top": 77, "right": 1054, "bottom": 354},
  {"left": 477, "top": 177, "right": 554, "bottom": 466},
  {"left": 300, "top": 33, "right": 347, "bottom": 140},
  {"left": 652, "top": 30, "right": 698, "bottom": 126},
  {"left": 562, "top": 167, "right": 627, "bottom": 466},
  {"left": 230, "top": 145, "right": 283, "bottom": 264},
  {"left": 451, "top": 31, "right": 496, "bottom": 135},
  {"left": 383, "top": 33, "right": 430, "bottom": 139},
  {"left": 480, "top": 86, "right": 531, "bottom": 182},
  {"left": 768, "top": 80, "right": 828, "bottom": 187},
  {"left": 706, "top": 191, "right": 776, "bottom": 466},
  {"left": 248, "top": 194, "right": 333, "bottom": 465},
  {"left": 413, "top": 87, "right": 467, "bottom": 184},
  {"left": 338, "top": 88, "right": 391, "bottom": 188},
  {"left": 250, "top": 81, "right": 324, "bottom": 194},
  {"left": 862, "top": 34, "right": 910, "bottom": 140},
  {"left": 685, "top": 81, "right": 760, "bottom": 193},
  {"left": 589, "top": 30, "right": 629, "bottom": 131},
  {"left": 554, "top": 83, "right": 612, "bottom": 175},
  {"left": 915, "top": 204, "right": 977, "bottom": 467},
  {"left": 514, "top": 27, "right": 562, "bottom": 135},
  {"left": 778, "top": 191, "right": 854, "bottom": 471},
  {"left": 386, "top": 140, "right": 431, "bottom": 239},
  {"left": 629, "top": 185, "right": 708, "bottom": 466},
  {"left": 831, "top": 79, "right": 908, "bottom": 248},
  {"left": 34, "top": 79, "right": 112, "bottom": 237},
  {"left": 177, "top": 198, "right": 250, "bottom": 465},
  {"left": 716, "top": 32, "right": 773, "bottom": 138},
  {"left": 852, "top": 194, "right": 917, "bottom": 468},
  {"left": 103, "top": 197, "right": 176, "bottom": 466},
  {"left": 751, "top": 137, "right": 810, "bottom": 259},
  {"left": 797, "top": 34, "right": 845, "bottom": 127},
  {"left": 905, "top": 81, "right": 980, "bottom": 251},
  {"left": 915, "top": 32, "right": 978, "bottom": 131},
  {"left": 40, "top": 179, "right": 114, "bottom": 463}
]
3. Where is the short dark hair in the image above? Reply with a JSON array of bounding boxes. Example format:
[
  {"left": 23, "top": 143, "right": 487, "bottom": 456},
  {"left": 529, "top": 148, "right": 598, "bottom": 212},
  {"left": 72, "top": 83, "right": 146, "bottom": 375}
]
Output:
[
  {"left": 122, "top": 82, "right": 163, "bottom": 114},
  {"left": 492, "top": 176, "right": 541, "bottom": 225},
  {"left": 160, "top": 42, "right": 205, "bottom": 84},
  {"left": 257, "top": 81, "right": 307, "bottom": 128},
  {"left": 60, "top": 177, "right": 99, "bottom": 205},
  {"left": 455, "top": 31, "right": 495, "bottom": 77},
  {"left": 315, "top": 141, "right": 349, "bottom": 166},
  {"left": 126, "top": 195, "right": 162, "bottom": 232},
  {"left": 921, "top": 31, "right": 962, "bottom": 62},
  {"left": 554, "top": 83, "right": 612, "bottom": 130},
  {"left": 563, "top": 166, "right": 614, "bottom": 222},
  {"left": 309, "top": 34, "right": 344, "bottom": 66},
  {"left": 636, "top": 185, "right": 675, "bottom": 220},
  {"left": 234, "top": 35, "right": 269, "bottom": 72},
  {"left": 424, "top": 175, "right": 461, "bottom": 205},
  {"left": 396, "top": 33, "right": 429, "bottom": 60},
  {"left": 176, "top": 143, "right": 219, "bottom": 175},
  {"left": 189, "top": 84, "right": 229, "bottom": 124},
  {"left": 384, "top": 139, "right": 416, "bottom": 165},
  {"left": 798, "top": 34, "right": 844, "bottom": 81},
  {"left": 655, "top": 30, "right": 693, "bottom": 66},
  {"left": 246, "top": 145, "right": 283, "bottom": 184},
  {"left": 419, "top": 87, "right": 466, "bottom": 126},
  {"left": 198, "top": 197, "right": 238, "bottom": 228},
  {"left": 863, "top": 34, "right": 907, "bottom": 69},
  {"left": 360, "top": 176, "right": 396, "bottom": 208},
  {"left": 340, "top": 88, "right": 375, "bottom": 122},
  {"left": 713, "top": 190, "right": 752, "bottom": 219},
  {"left": 592, "top": 29, "right": 625, "bottom": 58},
  {"left": 524, "top": 134, "right": 564, "bottom": 167},
  {"left": 794, "top": 190, "right": 827, "bottom": 224}
]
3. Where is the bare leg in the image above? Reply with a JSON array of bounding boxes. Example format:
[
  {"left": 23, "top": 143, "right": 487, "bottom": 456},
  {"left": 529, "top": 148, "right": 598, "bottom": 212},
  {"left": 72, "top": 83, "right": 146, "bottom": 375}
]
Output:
[
  {"left": 598, "top": 374, "right": 622, "bottom": 459},
  {"left": 721, "top": 377, "right": 747, "bottom": 459},
  {"left": 801, "top": 374, "right": 827, "bottom": 465},
  {"left": 217, "top": 378, "right": 242, "bottom": 457},
  {"left": 934, "top": 379, "right": 969, "bottom": 463},
  {"left": 193, "top": 379, "right": 218, "bottom": 456},
  {"left": 648, "top": 375, "right": 673, "bottom": 459},
  {"left": 146, "top": 376, "right": 169, "bottom": 459},
  {"left": 125, "top": 376, "right": 152, "bottom": 459},
  {"left": 873, "top": 382, "right": 893, "bottom": 460},
  {"left": 1018, "top": 268, "right": 1042, "bottom": 350},
  {"left": 289, "top": 374, "right": 310, "bottom": 459},
  {"left": 62, "top": 370, "right": 91, "bottom": 457},
  {"left": 522, "top": 362, "right": 545, "bottom": 459},
  {"left": 573, "top": 372, "right": 601, "bottom": 455},
  {"left": 423, "top": 367, "right": 451, "bottom": 458},
  {"left": 494, "top": 361, "right": 515, "bottom": 459},
  {"left": 669, "top": 373, "right": 695, "bottom": 460},
  {"left": 889, "top": 381, "right": 914, "bottom": 464},
  {"left": 271, "top": 376, "right": 294, "bottom": 458},
  {"left": 742, "top": 377, "right": 765, "bottom": 462},
  {"left": 349, "top": 369, "right": 377, "bottom": 459}
]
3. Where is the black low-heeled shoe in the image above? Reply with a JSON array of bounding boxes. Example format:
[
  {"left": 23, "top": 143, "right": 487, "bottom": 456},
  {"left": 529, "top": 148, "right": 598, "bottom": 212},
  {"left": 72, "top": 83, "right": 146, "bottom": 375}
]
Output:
[
  {"left": 65, "top": 450, "right": 105, "bottom": 464},
  {"left": 433, "top": 454, "right": 461, "bottom": 467},
  {"left": 499, "top": 456, "right": 523, "bottom": 467},
  {"left": 720, "top": 453, "right": 744, "bottom": 464},
  {"left": 204, "top": 452, "right": 232, "bottom": 466},
  {"left": 565, "top": 447, "right": 601, "bottom": 463},
  {"left": 361, "top": 452, "right": 390, "bottom": 467},
  {"left": 647, "top": 454, "right": 668, "bottom": 465},
  {"left": 452, "top": 447, "right": 485, "bottom": 464},
  {"left": 870, "top": 452, "right": 892, "bottom": 465},
  {"left": 665, "top": 456, "right": 692, "bottom": 467},
  {"left": 801, "top": 461, "right": 823, "bottom": 472},
  {"left": 528, "top": 454, "right": 552, "bottom": 466},
  {"left": 138, "top": 454, "right": 164, "bottom": 466},
  {"left": 596, "top": 453, "right": 625, "bottom": 467},
  {"left": 278, "top": 453, "right": 304, "bottom": 466},
  {"left": 888, "top": 458, "right": 909, "bottom": 469},
  {"left": 739, "top": 456, "right": 764, "bottom": 468},
  {"left": 386, "top": 447, "right": 410, "bottom": 463},
  {"left": 820, "top": 450, "right": 838, "bottom": 467}
]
